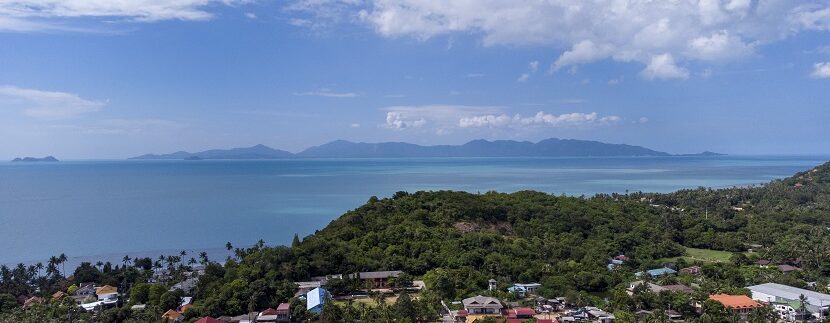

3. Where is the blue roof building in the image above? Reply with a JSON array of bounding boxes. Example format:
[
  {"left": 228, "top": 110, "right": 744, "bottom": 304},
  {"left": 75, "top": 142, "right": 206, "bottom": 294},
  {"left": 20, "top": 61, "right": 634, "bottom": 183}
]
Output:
[
  {"left": 635, "top": 267, "right": 677, "bottom": 278},
  {"left": 305, "top": 287, "right": 328, "bottom": 314}
]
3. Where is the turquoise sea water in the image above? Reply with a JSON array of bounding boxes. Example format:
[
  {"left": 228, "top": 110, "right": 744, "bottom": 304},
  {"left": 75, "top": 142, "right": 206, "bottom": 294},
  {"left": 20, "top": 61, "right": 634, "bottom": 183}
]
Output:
[{"left": 1, "top": 156, "right": 827, "bottom": 266}]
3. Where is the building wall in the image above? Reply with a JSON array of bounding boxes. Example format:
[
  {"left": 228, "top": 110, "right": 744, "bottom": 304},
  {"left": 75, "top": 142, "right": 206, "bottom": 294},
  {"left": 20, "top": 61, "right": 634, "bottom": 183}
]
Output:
[{"left": 750, "top": 291, "right": 777, "bottom": 304}]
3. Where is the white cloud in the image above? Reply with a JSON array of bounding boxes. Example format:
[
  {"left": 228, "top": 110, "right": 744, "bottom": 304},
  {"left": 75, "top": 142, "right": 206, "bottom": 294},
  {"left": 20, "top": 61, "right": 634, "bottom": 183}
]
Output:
[
  {"left": 529, "top": 60, "right": 539, "bottom": 73},
  {"left": 0, "top": 1, "right": 249, "bottom": 31},
  {"left": 465, "top": 73, "right": 485, "bottom": 78},
  {"left": 687, "top": 30, "right": 753, "bottom": 61},
  {"left": 459, "top": 111, "right": 621, "bottom": 129},
  {"left": 552, "top": 40, "right": 614, "bottom": 71},
  {"left": 381, "top": 104, "right": 502, "bottom": 130},
  {"left": 245, "top": 12, "right": 257, "bottom": 19},
  {"left": 517, "top": 73, "right": 530, "bottom": 82},
  {"left": 640, "top": 54, "right": 690, "bottom": 80},
  {"left": 290, "top": 0, "right": 830, "bottom": 79},
  {"left": 0, "top": 85, "right": 104, "bottom": 118},
  {"left": 811, "top": 62, "right": 830, "bottom": 78},
  {"left": 349, "top": 123, "right": 361, "bottom": 128},
  {"left": 293, "top": 88, "right": 358, "bottom": 98},
  {"left": 385, "top": 111, "right": 426, "bottom": 129}
]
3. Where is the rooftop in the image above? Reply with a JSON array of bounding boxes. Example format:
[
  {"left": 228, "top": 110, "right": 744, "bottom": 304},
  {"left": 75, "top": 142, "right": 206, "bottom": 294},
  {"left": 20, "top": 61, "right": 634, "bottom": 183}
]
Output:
[
  {"left": 748, "top": 283, "right": 830, "bottom": 306},
  {"left": 462, "top": 295, "right": 503, "bottom": 309},
  {"left": 709, "top": 294, "right": 763, "bottom": 309},
  {"left": 358, "top": 270, "right": 403, "bottom": 279}
]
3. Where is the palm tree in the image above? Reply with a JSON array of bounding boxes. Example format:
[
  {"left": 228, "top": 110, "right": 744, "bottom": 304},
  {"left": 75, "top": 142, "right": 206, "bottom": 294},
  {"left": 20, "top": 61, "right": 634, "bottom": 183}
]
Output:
[
  {"left": 122, "top": 255, "right": 132, "bottom": 268},
  {"left": 225, "top": 242, "right": 233, "bottom": 251},
  {"left": 58, "top": 253, "right": 68, "bottom": 278},
  {"left": 198, "top": 251, "right": 209, "bottom": 265},
  {"left": 47, "top": 256, "right": 59, "bottom": 278},
  {"left": 35, "top": 262, "right": 44, "bottom": 279},
  {"left": 798, "top": 294, "right": 809, "bottom": 322}
]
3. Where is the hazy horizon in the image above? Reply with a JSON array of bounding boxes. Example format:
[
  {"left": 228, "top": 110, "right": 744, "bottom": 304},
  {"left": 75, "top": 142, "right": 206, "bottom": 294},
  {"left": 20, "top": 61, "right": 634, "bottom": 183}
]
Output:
[{"left": 2, "top": 1, "right": 829, "bottom": 159}]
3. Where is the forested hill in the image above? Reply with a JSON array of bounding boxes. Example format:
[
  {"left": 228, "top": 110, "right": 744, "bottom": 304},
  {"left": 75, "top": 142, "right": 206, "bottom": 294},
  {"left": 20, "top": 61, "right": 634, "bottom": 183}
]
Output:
[
  {"left": 638, "top": 160, "right": 830, "bottom": 252},
  {"left": 184, "top": 161, "right": 830, "bottom": 316}
]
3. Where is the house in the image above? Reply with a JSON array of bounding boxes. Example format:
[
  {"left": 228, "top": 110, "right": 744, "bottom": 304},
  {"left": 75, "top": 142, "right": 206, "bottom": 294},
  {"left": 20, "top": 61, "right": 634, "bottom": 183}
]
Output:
[
  {"left": 275, "top": 303, "right": 291, "bottom": 322},
  {"left": 488, "top": 279, "right": 497, "bottom": 291},
  {"left": 257, "top": 308, "right": 279, "bottom": 322},
  {"left": 679, "top": 266, "right": 701, "bottom": 275},
  {"left": 22, "top": 296, "right": 44, "bottom": 309},
  {"left": 462, "top": 295, "right": 503, "bottom": 315},
  {"left": 161, "top": 309, "right": 183, "bottom": 322},
  {"left": 506, "top": 307, "right": 536, "bottom": 319},
  {"left": 229, "top": 312, "right": 258, "bottom": 323},
  {"left": 769, "top": 301, "right": 812, "bottom": 321},
  {"left": 357, "top": 270, "right": 402, "bottom": 289},
  {"left": 194, "top": 317, "right": 223, "bottom": 323},
  {"left": 306, "top": 287, "right": 328, "bottom": 314},
  {"left": 507, "top": 283, "right": 542, "bottom": 296},
  {"left": 73, "top": 283, "right": 97, "bottom": 303},
  {"left": 747, "top": 283, "right": 830, "bottom": 319},
  {"left": 778, "top": 264, "right": 801, "bottom": 273},
  {"left": 662, "top": 284, "right": 694, "bottom": 294},
  {"left": 170, "top": 277, "right": 198, "bottom": 295},
  {"left": 95, "top": 285, "right": 118, "bottom": 305},
  {"left": 756, "top": 259, "right": 771, "bottom": 267},
  {"left": 628, "top": 281, "right": 692, "bottom": 295},
  {"left": 708, "top": 294, "right": 764, "bottom": 317},
  {"left": 52, "top": 291, "right": 67, "bottom": 300},
  {"left": 586, "top": 306, "right": 615, "bottom": 323},
  {"left": 627, "top": 281, "right": 665, "bottom": 294},
  {"left": 635, "top": 267, "right": 677, "bottom": 278}
]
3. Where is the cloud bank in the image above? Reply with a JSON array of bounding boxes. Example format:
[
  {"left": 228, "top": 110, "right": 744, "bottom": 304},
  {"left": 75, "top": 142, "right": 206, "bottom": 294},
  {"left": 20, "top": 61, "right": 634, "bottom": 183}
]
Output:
[
  {"left": 0, "top": 85, "right": 105, "bottom": 118},
  {"left": 290, "top": 0, "right": 830, "bottom": 79}
]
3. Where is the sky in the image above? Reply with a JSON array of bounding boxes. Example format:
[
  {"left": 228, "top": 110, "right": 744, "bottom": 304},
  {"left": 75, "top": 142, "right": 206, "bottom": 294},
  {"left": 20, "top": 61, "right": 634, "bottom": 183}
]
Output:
[{"left": 1, "top": 0, "right": 829, "bottom": 159}]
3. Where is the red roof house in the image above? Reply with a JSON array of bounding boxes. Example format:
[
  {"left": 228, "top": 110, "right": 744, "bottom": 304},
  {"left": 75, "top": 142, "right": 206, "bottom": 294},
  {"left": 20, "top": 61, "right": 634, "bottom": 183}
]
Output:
[{"left": 194, "top": 317, "right": 223, "bottom": 323}]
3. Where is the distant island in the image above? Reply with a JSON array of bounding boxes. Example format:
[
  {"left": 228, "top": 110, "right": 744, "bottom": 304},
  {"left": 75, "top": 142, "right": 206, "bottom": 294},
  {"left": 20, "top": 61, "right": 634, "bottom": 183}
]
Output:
[
  {"left": 129, "top": 138, "right": 723, "bottom": 160},
  {"left": 11, "top": 156, "right": 59, "bottom": 162}
]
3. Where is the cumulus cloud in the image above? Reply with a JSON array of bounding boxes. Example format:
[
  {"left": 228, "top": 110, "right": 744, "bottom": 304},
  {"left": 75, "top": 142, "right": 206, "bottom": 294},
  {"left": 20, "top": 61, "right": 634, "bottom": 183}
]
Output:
[
  {"left": 459, "top": 111, "right": 621, "bottom": 129},
  {"left": 381, "top": 105, "right": 501, "bottom": 130},
  {"left": 289, "top": 0, "right": 830, "bottom": 79},
  {"left": 811, "top": 62, "right": 830, "bottom": 78},
  {"left": 0, "top": 85, "right": 105, "bottom": 118},
  {"left": 552, "top": 40, "right": 614, "bottom": 71},
  {"left": 0, "top": 0, "right": 250, "bottom": 31},
  {"left": 385, "top": 111, "right": 426, "bottom": 129},
  {"left": 517, "top": 73, "right": 530, "bottom": 82},
  {"left": 293, "top": 88, "right": 358, "bottom": 98},
  {"left": 640, "top": 54, "right": 690, "bottom": 80}
]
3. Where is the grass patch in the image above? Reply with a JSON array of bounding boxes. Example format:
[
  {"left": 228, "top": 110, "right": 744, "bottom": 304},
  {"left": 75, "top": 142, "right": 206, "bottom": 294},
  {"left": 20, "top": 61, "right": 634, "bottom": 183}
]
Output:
[{"left": 658, "top": 247, "right": 734, "bottom": 263}]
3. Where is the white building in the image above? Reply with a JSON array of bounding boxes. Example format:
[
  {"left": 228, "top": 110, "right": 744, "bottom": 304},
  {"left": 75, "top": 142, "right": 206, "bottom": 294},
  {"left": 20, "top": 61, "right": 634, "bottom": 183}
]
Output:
[{"left": 747, "top": 283, "right": 830, "bottom": 319}]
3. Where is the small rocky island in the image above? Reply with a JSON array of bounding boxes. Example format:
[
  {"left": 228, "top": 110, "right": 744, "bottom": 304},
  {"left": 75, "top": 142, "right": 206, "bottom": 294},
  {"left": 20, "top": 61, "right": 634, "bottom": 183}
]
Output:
[{"left": 11, "top": 156, "right": 59, "bottom": 162}]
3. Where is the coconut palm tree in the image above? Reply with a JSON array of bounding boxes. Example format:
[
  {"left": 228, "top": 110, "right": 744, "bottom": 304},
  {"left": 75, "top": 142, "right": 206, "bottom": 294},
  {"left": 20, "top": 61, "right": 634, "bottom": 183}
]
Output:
[{"left": 57, "top": 253, "right": 68, "bottom": 278}]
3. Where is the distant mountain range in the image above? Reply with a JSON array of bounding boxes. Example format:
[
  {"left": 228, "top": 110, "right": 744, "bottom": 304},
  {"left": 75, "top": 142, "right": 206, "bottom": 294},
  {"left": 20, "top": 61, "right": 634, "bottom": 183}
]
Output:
[
  {"left": 12, "top": 156, "right": 59, "bottom": 162},
  {"left": 129, "top": 138, "right": 723, "bottom": 160}
]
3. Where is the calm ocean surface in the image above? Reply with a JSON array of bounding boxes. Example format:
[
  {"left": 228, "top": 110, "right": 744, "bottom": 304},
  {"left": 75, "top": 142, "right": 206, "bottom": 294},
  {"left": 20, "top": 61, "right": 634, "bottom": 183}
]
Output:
[{"left": 1, "top": 156, "right": 827, "bottom": 266}]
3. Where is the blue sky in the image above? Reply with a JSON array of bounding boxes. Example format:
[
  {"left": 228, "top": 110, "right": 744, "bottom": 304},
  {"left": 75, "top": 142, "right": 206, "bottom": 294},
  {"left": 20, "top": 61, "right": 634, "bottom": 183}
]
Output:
[{"left": 1, "top": 0, "right": 829, "bottom": 159}]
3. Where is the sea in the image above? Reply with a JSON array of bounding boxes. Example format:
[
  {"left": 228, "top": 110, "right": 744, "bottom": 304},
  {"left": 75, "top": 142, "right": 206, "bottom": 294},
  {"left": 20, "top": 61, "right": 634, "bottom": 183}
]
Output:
[{"left": 1, "top": 155, "right": 827, "bottom": 269}]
